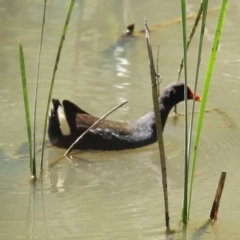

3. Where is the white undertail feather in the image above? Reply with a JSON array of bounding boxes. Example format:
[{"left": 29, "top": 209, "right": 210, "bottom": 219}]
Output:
[
  {"left": 57, "top": 106, "right": 71, "bottom": 136},
  {"left": 48, "top": 102, "right": 54, "bottom": 118}
]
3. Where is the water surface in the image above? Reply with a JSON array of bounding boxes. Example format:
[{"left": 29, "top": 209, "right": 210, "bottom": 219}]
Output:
[{"left": 1, "top": 0, "right": 240, "bottom": 239}]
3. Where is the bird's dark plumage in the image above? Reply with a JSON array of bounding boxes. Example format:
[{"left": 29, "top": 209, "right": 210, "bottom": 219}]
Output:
[{"left": 48, "top": 82, "right": 201, "bottom": 151}]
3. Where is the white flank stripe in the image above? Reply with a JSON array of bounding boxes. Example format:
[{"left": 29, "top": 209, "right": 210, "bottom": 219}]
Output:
[
  {"left": 49, "top": 101, "right": 54, "bottom": 118},
  {"left": 57, "top": 106, "right": 71, "bottom": 135}
]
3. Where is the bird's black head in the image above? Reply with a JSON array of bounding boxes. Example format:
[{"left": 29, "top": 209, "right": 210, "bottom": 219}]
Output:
[{"left": 162, "top": 82, "right": 201, "bottom": 104}]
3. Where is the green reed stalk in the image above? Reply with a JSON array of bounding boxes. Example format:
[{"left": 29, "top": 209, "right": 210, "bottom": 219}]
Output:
[
  {"left": 40, "top": 0, "right": 75, "bottom": 171},
  {"left": 187, "top": 0, "right": 208, "bottom": 219},
  {"left": 180, "top": 0, "right": 189, "bottom": 224},
  {"left": 32, "top": 0, "right": 47, "bottom": 172},
  {"left": 19, "top": 42, "right": 36, "bottom": 178},
  {"left": 174, "top": 2, "right": 203, "bottom": 114},
  {"left": 188, "top": 0, "right": 228, "bottom": 219},
  {"left": 177, "top": 2, "right": 203, "bottom": 83}
]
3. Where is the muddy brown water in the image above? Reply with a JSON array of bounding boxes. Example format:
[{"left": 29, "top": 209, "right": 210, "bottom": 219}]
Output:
[{"left": 0, "top": 0, "right": 240, "bottom": 239}]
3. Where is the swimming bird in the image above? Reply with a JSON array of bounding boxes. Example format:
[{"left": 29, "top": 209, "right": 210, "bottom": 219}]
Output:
[{"left": 48, "top": 82, "right": 201, "bottom": 151}]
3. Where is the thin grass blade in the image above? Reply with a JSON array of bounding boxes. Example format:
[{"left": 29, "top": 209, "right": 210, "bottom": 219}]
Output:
[
  {"left": 177, "top": 2, "right": 203, "bottom": 83},
  {"left": 19, "top": 42, "right": 36, "bottom": 178},
  {"left": 187, "top": 0, "right": 208, "bottom": 219},
  {"left": 32, "top": 0, "right": 47, "bottom": 172},
  {"left": 40, "top": 0, "right": 75, "bottom": 171},
  {"left": 188, "top": 0, "right": 228, "bottom": 219},
  {"left": 180, "top": 0, "right": 189, "bottom": 224}
]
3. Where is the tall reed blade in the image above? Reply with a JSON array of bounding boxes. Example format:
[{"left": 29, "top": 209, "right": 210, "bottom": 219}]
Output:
[
  {"left": 19, "top": 42, "right": 36, "bottom": 178},
  {"left": 32, "top": 0, "right": 47, "bottom": 173},
  {"left": 174, "top": 2, "right": 203, "bottom": 115},
  {"left": 188, "top": 0, "right": 228, "bottom": 219},
  {"left": 175, "top": 1, "right": 203, "bottom": 109},
  {"left": 180, "top": 0, "right": 189, "bottom": 224},
  {"left": 187, "top": 0, "right": 208, "bottom": 219},
  {"left": 175, "top": 2, "right": 215, "bottom": 115},
  {"left": 40, "top": 0, "right": 75, "bottom": 171}
]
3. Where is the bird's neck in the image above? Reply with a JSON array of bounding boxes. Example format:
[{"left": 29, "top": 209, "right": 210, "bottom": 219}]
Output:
[{"left": 135, "top": 94, "right": 182, "bottom": 131}]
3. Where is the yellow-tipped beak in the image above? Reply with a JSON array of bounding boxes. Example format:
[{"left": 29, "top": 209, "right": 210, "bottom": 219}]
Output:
[{"left": 197, "top": 97, "right": 202, "bottom": 102}]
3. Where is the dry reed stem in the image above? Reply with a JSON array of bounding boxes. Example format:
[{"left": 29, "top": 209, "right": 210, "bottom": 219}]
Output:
[
  {"left": 64, "top": 101, "right": 128, "bottom": 156},
  {"left": 145, "top": 18, "right": 170, "bottom": 229},
  {"left": 210, "top": 171, "right": 227, "bottom": 224}
]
